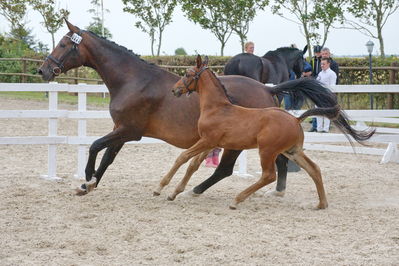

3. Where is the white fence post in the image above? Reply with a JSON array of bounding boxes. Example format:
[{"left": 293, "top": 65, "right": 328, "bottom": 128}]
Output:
[
  {"left": 75, "top": 84, "right": 87, "bottom": 179},
  {"left": 234, "top": 150, "right": 253, "bottom": 178},
  {"left": 381, "top": 142, "right": 399, "bottom": 164},
  {"left": 41, "top": 82, "right": 61, "bottom": 180}
]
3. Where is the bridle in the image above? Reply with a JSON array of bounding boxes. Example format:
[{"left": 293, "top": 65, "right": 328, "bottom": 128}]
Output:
[
  {"left": 45, "top": 31, "right": 83, "bottom": 76},
  {"left": 183, "top": 66, "right": 208, "bottom": 94}
]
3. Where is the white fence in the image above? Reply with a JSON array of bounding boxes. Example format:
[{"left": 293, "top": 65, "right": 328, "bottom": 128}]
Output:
[{"left": 1, "top": 82, "right": 399, "bottom": 180}]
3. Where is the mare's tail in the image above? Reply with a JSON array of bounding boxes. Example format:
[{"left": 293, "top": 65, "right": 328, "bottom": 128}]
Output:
[{"left": 271, "top": 78, "right": 376, "bottom": 145}]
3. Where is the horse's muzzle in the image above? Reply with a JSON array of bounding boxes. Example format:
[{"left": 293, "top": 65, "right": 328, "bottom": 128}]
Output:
[
  {"left": 37, "top": 67, "right": 55, "bottom": 81},
  {"left": 172, "top": 88, "right": 183, "bottom": 97}
]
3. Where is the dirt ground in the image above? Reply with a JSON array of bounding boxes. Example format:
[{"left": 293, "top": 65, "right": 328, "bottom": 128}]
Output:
[{"left": 1, "top": 98, "right": 398, "bottom": 265}]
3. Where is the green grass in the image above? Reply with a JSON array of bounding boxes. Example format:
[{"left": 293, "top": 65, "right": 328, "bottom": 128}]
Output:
[{"left": 0, "top": 91, "right": 110, "bottom": 107}]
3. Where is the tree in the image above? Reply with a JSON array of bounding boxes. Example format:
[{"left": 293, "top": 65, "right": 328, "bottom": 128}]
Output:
[
  {"left": 175, "top": 47, "right": 187, "bottom": 55},
  {"left": 229, "top": 0, "right": 268, "bottom": 52},
  {"left": 0, "top": 0, "right": 34, "bottom": 45},
  {"left": 271, "top": 0, "right": 345, "bottom": 57},
  {"left": 86, "top": 0, "right": 112, "bottom": 38},
  {"left": 181, "top": 0, "right": 234, "bottom": 56},
  {"left": 31, "top": 0, "right": 69, "bottom": 49},
  {"left": 122, "top": 0, "right": 177, "bottom": 56},
  {"left": 344, "top": 0, "right": 399, "bottom": 58}
]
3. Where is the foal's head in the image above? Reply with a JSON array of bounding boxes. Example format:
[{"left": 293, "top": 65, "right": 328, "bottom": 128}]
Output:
[
  {"left": 38, "top": 19, "right": 87, "bottom": 81},
  {"left": 172, "top": 55, "right": 209, "bottom": 97}
]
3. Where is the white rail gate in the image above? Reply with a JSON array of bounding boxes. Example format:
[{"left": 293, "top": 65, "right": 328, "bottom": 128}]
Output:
[{"left": 1, "top": 82, "right": 398, "bottom": 180}]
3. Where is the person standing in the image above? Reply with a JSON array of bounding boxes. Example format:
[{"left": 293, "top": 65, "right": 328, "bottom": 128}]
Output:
[
  {"left": 315, "top": 58, "right": 337, "bottom": 132},
  {"left": 308, "top": 45, "right": 323, "bottom": 132},
  {"left": 321, "top": 47, "right": 339, "bottom": 84},
  {"left": 244, "top": 41, "right": 254, "bottom": 54},
  {"left": 311, "top": 45, "right": 323, "bottom": 77}
]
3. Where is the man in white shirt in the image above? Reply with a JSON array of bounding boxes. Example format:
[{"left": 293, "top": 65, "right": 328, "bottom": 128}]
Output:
[{"left": 316, "top": 58, "right": 337, "bottom": 132}]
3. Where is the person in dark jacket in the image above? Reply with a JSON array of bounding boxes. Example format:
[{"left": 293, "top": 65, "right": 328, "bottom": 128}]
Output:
[{"left": 311, "top": 45, "right": 322, "bottom": 77}]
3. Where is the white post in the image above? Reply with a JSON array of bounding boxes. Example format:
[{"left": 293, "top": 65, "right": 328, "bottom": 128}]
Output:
[
  {"left": 234, "top": 150, "right": 253, "bottom": 178},
  {"left": 41, "top": 82, "right": 61, "bottom": 180},
  {"left": 381, "top": 142, "right": 399, "bottom": 164},
  {"left": 75, "top": 84, "right": 87, "bottom": 179}
]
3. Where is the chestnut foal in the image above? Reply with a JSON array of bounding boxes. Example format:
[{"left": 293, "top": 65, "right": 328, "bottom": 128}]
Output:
[{"left": 157, "top": 55, "right": 345, "bottom": 209}]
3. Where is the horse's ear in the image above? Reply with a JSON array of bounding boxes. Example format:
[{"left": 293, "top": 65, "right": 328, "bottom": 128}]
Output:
[
  {"left": 303, "top": 45, "right": 308, "bottom": 55},
  {"left": 196, "top": 55, "right": 202, "bottom": 69},
  {"left": 65, "top": 18, "right": 80, "bottom": 33},
  {"left": 203, "top": 56, "right": 209, "bottom": 67}
]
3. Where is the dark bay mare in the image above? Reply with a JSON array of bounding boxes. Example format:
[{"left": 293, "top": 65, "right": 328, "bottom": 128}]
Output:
[
  {"left": 38, "top": 20, "right": 291, "bottom": 195},
  {"left": 224, "top": 46, "right": 308, "bottom": 85},
  {"left": 38, "top": 21, "right": 373, "bottom": 197}
]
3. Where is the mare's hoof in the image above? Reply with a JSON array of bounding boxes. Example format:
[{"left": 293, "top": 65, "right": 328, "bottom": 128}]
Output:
[
  {"left": 181, "top": 189, "right": 200, "bottom": 198},
  {"left": 86, "top": 178, "right": 97, "bottom": 193},
  {"left": 153, "top": 191, "right": 160, "bottom": 196},
  {"left": 272, "top": 190, "right": 286, "bottom": 197},
  {"left": 75, "top": 184, "right": 88, "bottom": 196},
  {"left": 264, "top": 190, "right": 285, "bottom": 197}
]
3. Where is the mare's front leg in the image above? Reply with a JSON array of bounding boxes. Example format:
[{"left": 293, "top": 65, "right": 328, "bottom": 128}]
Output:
[
  {"left": 94, "top": 143, "right": 124, "bottom": 185},
  {"left": 153, "top": 140, "right": 211, "bottom": 196},
  {"left": 76, "top": 127, "right": 137, "bottom": 195},
  {"left": 167, "top": 150, "right": 211, "bottom": 201}
]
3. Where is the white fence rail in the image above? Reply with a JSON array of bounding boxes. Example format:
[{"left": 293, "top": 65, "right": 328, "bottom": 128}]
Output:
[{"left": 1, "top": 82, "right": 399, "bottom": 180}]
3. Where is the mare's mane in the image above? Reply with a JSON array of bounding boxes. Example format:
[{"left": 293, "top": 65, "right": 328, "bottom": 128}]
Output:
[{"left": 85, "top": 31, "right": 158, "bottom": 68}]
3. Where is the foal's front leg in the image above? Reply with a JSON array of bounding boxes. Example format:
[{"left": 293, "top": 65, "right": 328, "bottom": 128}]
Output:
[
  {"left": 153, "top": 140, "right": 211, "bottom": 196},
  {"left": 167, "top": 150, "right": 211, "bottom": 201}
]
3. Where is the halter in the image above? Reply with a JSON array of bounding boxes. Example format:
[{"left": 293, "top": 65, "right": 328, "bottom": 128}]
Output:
[
  {"left": 45, "top": 31, "right": 83, "bottom": 76},
  {"left": 183, "top": 66, "right": 208, "bottom": 94}
]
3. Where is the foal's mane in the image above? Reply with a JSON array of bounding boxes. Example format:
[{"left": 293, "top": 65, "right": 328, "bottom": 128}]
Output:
[{"left": 205, "top": 68, "right": 237, "bottom": 104}]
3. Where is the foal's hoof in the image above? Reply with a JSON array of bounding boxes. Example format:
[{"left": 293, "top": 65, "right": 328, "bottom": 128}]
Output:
[
  {"left": 167, "top": 195, "right": 176, "bottom": 201},
  {"left": 229, "top": 203, "right": 237, "bottom": 210},
  {"left": 153, "top": 191, "right": 160, "bottom": 196},
  {"left": 75, "top": 184, "right": 88, "bottom": 196},
  {"left": 317, "top": 202, "right": 328, "bottom": 209}
]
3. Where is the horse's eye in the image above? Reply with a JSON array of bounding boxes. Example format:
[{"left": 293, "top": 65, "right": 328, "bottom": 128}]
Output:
[{"left": 60, "top": 43, "right": 66, "bottom": 48}]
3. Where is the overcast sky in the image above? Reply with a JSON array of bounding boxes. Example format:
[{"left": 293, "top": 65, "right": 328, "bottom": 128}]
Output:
[{"left": 0, "top": 1, "right": 398, "bottom": 57}]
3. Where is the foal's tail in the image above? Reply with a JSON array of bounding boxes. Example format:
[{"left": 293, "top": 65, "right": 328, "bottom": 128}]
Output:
[
  {"left": 271, "top": 78, "right": 376, "bottom": 145},
  {"left": 297, "top": 106, "right": 341, "bottom": 122}
]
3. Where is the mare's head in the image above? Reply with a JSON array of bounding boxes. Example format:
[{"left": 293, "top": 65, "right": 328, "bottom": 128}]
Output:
[
  {"left": 172, "top": 55, "right": 209, "bottom": 97},
  {"left": 38, "top": 20, "right": 88, "bottom": 81}
]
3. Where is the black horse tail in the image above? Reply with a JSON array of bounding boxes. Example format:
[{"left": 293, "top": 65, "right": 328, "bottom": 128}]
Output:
[
  {"left": 298, "top": 106, "right": 340, "bottom": 122},
  {"left": 271, "top": 78, "right": 376, "bottom": 145}
]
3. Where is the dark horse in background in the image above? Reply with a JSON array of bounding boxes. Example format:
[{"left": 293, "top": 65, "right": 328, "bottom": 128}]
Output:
[
  {"left": 38, "top": 21, "right": 374, "bottom": 198},
  {"left": 224, "top": 46, "right": 308, "bottom": 85}
]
